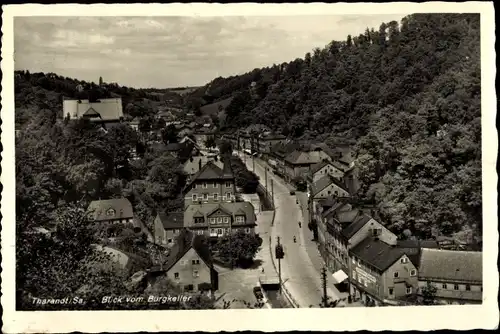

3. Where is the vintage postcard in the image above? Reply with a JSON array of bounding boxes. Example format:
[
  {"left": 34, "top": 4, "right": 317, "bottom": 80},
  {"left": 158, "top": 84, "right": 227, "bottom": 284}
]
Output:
[{"left": 1, "top": 2, "right": 497, "bottom": 333}]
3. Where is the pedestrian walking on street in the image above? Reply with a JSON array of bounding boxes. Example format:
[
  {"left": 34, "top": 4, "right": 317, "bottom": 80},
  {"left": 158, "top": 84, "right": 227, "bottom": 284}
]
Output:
[
  {"left": 293, "top": 236, "right": 297, "bottom": 243},
  {"left": 261, "top": 267, "right": 265, "bottom": 273},
  {"left": 298, "top": 221, "right": 302, "bottom": 228}
]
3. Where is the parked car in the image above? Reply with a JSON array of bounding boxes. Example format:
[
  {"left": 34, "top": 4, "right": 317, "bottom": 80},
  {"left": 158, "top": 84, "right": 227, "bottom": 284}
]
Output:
[{"left": 253, "top": 286, "right": 264, "bottom": 300}]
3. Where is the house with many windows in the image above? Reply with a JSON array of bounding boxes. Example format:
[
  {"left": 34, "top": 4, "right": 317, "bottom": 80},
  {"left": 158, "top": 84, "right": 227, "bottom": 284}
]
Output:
[
  {"left": 183, "top": 201, "right": 257, "bottom": 238},
  {"left": 87, "top": 198, "right": 134, "bottom": 225},
  {"left": 183, "top": 161, "right": 237, "bottom": 207},
  {"left": 308, "top": 159, "right": 347, "bottom": 183},
  {"left": 153, "top": 212, "right": 184, "bottom": 246},
  {"left": 63, "top": 98, "right": 124, "bottom": 124},
  {"left": 163, "top": 229, "right": 218, "bottom": 292},
  {"left": 349, "top": 236, "right": 419, "bottom": 306},
  {"left": 417, "top": 248, "right": 483, "bottom": 304}
]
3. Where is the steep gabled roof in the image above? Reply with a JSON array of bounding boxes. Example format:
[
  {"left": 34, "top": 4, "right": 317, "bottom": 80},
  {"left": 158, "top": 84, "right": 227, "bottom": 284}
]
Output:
[
  {"left": 164, "top": 229, "right": 213, "bottom": 272},
  {"left": 341, "top": 214, "right": 372, "bottom": 239},
  {"left": 206, "top": 204, "right": 233, "bottom": 218},
  {"left": 157, "top": 212, "right": 184, "bottom": 230},
  {"left": 87, "top": 198, "right": 134, "bottom": 222},
  {"left": 310, "top": 160, "right": 331, "bottom": 174},
  {"left": 418, "top": 248, "right": 482, "bottom": 283},
  {"left": 311, "top": 174, "right": 348, "bottom": 197},
  {"left": 285, "top": 150, "right": 317, "bottom": 165},
  {"left": 350, "top": 236, "right": 413, "bottom": 272}
]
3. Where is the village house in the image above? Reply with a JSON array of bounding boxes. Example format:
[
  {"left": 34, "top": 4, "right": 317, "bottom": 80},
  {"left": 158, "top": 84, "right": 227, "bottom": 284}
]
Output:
[
  {"left": 163, "top": 229, "right": 218, "bottom": 293},
  {"left": 87, "top": 198, "right": 134, "bottom": 225},
  {"left": 63, "top": 98, "right": 124, "bottom": 124},
  {"left": 268, "top": 141, "right": 302, "bottom": 175},
  {"left": 183, "top": 160, "right": 237, "bottom": 206},
  {"left": 417, "top": 248, "right": 482, "bottom": 304},
  {"left": 129, "top": 117, "right": 140, "bottom": 131},
  {"left": 283, "top": 150, "right": 323, "bottom": 182},
  {"left": 193, "top": 128, "right": 217, "bottom": 149},
  {"left": 154, "top": 212, "right": 184, "bottom": 246},
  {"left": 309, "top": 159, "right": 347, "bottom": 183},
  {"left": 319, "top": 201, "right": 397, "bottom": 281},
  {"left": 349, "top": 236, "right": 419, "bottom": 306},
  {"left": 310, "top": 175, "right": 351, "bottom": 206},
  {"left": 184, "top": 201, "right": 257, "bottom": 238},
  {"left": 256, "top": 132, "right": 287, "bottom": 159},
  {"left": 183, "top": 156, "right": 224, "bottom": 180}
]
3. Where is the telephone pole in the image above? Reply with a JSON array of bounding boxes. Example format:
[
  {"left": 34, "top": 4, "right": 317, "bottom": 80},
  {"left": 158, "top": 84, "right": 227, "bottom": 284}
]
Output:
[
  {"left": 270, "top": 179, "right": 275, "bottom": 208},
  {"left": 265, "top": 165, "right": 268, "bottom": 192},
  {"left": 321, "top": 267, "right": 328, "bottom": 307},
  {"left": 276, "top": 236, "right": 283, "bottom": 294}
]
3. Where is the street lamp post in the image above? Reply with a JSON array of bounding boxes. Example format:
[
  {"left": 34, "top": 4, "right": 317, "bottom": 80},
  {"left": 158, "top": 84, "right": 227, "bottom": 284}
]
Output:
[{"left": 275, "top": 236, "right": 284, "bottom": 294}]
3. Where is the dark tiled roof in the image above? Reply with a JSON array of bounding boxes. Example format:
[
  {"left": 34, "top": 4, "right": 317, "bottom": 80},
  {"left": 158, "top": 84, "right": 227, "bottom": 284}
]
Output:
[
  {"left": 397, "top": 239, "right": 440, "bottom": 249},
  {"left": 164, "top": 142, "right": 185, "bottom": 151},
  {"left": 341, "top": 214, "right": 372, "bottom": 239},
  {"left": 418, "top": 248, "right": 482, "bottom": 283},
  {"left": 157, "top": 212, "right": 184, "bottom": 230},
  {"left": 87, "top": 198, "right": 134, "bottom": 222},
  {"left": 184, "top": 202, "right": 257, "bottom": 227},
  {"left": 164, "top": 229, "right": 213, "bottom": 272},
  {"left": 311, "top": 175, "right": 348, "bottom": 197},
  {"left": 350, "top": 237, "right": 412, "bottom": 272},
  {"left": 191, "top": 161, "right": 232, "bottom": 181},
  {"left": 310, "top": 160, "right": 330, "bottom": 174}
]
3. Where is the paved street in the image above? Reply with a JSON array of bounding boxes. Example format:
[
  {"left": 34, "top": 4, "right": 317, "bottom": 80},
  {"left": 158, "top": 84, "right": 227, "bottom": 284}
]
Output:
[{"left": 239, "top": 153, "right": 345, "bottom": 308}]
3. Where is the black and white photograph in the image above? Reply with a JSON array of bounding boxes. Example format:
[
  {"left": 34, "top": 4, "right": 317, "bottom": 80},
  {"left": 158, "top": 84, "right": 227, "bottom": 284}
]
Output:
[{"left": 1, "top": 2, "right": 497, "bottom": 333}]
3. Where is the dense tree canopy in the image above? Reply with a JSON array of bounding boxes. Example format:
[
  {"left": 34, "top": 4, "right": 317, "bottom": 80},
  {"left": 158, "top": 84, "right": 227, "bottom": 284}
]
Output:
[{"left": 186, "top": 14, "right": 482, "bottom": 241}]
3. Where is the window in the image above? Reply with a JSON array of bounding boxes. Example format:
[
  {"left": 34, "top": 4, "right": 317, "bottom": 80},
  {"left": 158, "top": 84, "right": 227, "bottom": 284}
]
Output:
[
  {"left": 193, "top": 184, "right": 197, "bottom": 189},
  {"left": 209, "top": 218, "right": 216, "bottom": 224},
  {"left": 442, "top": 283, "right": 447, "bottom": 289},
  {"left": 213, "top": 182, "right": 217, "bottom": 188},
  {"left": 327, "top": 191, "right": 331, "bottom": 195},
  {"left": 167, "top": 239, "right": 172, "bottom": 243},
  {"left": 226, "top": 192, "right": 232, "bottom": 200},
  {"left": 193, "top": 270, "right": 199, "bottom": 277},
  {"left": 236, "top": 216, "right": 245, "bottom": 223},
  {"left": 184, "top": 284, "right": 194, "bottom": 291},
  {"left": 389, "top": 288, "right": 394, "bottom": 295},
  {"left": 223, "top": 217, "right": 229, "bottom": 224},
  {"left": 226, "top": 182, "right": 231, "bottom": 188},
  {"left": 194, "top": 217, "right": 204, "bottom": 224},
  {"left": 192, "top": 194, "right": 197, "bottom": 201},
  {"left": 393, "top": 272, "right": 399, "bottom": 278},
  {"left": 465, "top": 284, "right": 471, "bottom": 291},
  {"left": 372, "top": 228, "right": 382, "bottom": 237},
  {"left": 174, "top": 273, "right": 179, "bottom": 279},
  {"left": 203, "top": 193, "right": 208, "bottom": 200},
  {"left": 401, "top": 257, "right": 408, "bottom": 264},
  {"left": 213, "top": 193, "right": 218, "bottom": 201},
  {"left": 217, "top": 217, "right": 222, "bottom": 223},
  {"left": 217, "top": 228, "right": 223, "bottom": 234},
  {"left": 410, "top": 269, "right": 417, "bottom": 276},
  {"left": 192, "top": 259, "right": 200, "bottom": 265},
  {"left": 454, "top": 284, "right": 459, "bottom": 290},
  {"left": 406, "top": 287, "right": 412, "bottom": 295},
  {"left": 245, "top": 228, "right": 251, "bottom": 233},
  {"left": 203, "top": 182, "right": 207, "bottom": 189},
  {"left": 210, "top": 228, "right": 215, "bottom": 234},
  {"left": 106, "top": 208, "right": 115, "bottom": 216}
]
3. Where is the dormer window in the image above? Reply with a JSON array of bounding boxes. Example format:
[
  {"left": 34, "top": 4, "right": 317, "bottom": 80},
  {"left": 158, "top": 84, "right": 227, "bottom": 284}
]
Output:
[
  {"left": 106, "top": 208, "right": 115, "bottom": 216},
  {"left": 226, "top": 182, "right": 231, "bottom": 188},
  {"left": 203, "top": 182, "right": 208, "bottom": 189},
  {"left": 236, "top": 216, "right": 245, "bottom": 223}
]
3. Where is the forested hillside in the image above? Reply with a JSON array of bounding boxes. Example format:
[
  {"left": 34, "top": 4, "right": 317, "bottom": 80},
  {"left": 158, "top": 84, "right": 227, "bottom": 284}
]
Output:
[
  {"left": 14, "top": 71, "right": 184, "bottom": 128},
  {"left": 187, "top": 14, "right": 482, "bottom": 242}
]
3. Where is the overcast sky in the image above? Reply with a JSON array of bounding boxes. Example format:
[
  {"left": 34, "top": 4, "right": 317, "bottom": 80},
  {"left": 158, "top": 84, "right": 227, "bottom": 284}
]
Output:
[{"left": 15, "top": 15, "right": 406, "bottom": 88}]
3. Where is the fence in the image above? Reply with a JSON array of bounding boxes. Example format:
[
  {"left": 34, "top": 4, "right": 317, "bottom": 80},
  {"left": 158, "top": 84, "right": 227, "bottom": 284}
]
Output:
[{"left": 256, "top": 184, "right": 274, "bottom": 211}]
